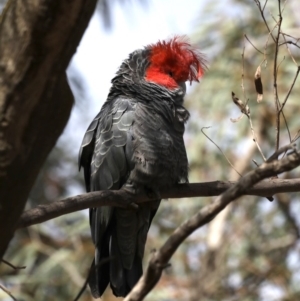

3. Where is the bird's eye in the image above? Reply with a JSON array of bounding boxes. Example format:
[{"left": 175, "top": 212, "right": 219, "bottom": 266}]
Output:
[{"left": 168, "top": 71, "right": 173, "bottom": 77}]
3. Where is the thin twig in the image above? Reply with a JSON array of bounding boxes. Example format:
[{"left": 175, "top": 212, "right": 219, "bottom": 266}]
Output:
[
  {"left": 274, "top": 54, "right": 292, "bottom": 143},
  {"left": 248, "top": 114, "right": 267, "bottom": 161},
  {"left": 254, "top": 0, "right": 276, "bottom": 43},
  {"left": 281, "top": 109, "right": 292, "bottom": 143},
  {"left": 244, "top": 34, "right": 265, "bottom": 55},
  {"left": 275, "top": 33, "right": 300, "bottom": 144},
  {"left": 262, "top": 0, "right": 268, "bottom": 11},
  {"left": 241, "top": 38, "right": 246, "bottom": 101},
  {"left": 263, "top": 21, "right": 279, "bottom": 67},
  {"left": 292, "top": 130, "right": 300, "bottom": 143},
  {"left": 279, "top": 41, "right": 300, "bottom": 50},
  {"left": 281, "top": 34, "right": 299, "bottom": 66},
  {"left": 281, "top": 33, "right": 300, "bottom": 40},
  {"left": 253, "top": 0, "right": 284, "bottom": 152},
  {"left": 281, "top": 0, "right": 288, "bottom": 14},
  {"left": 276, "top": 56, "right": 300, "bottom": 145},
  {"left": 266, "top": 143, "right": 296, "bottom": 162},
  {"left": 1, "top": 259, "right": 26, "bottom": 270},
  {"left": 276, "top": 55, "right": 285, "bottom": 73},
  {"left": 201, "top": 127, "right": 242, "bottom": 176},
  {"left": 0, "top": 283, "right": 17, "bottom": 301},
  {"left": 274, "top": 0, "right": 283, "bottom": 152},
  {"left": 279, "top": 66, "right": 300, "bottom": 114}
]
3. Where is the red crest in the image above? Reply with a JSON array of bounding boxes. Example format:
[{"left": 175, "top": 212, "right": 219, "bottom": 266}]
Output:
[{"left": 145, "top": 36, "right": 206, "bottom": 89}]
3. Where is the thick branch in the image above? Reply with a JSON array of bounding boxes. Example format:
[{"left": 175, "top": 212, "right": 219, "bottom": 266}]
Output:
[
  {"left": 123, "top": 150, "right": 300, "bottom": 301},
  {"left": 18, "top": 176, "right": 300, "bottom": 228},
  {"left": 0, "top": 0, "right": 97, "bottom": 258}
]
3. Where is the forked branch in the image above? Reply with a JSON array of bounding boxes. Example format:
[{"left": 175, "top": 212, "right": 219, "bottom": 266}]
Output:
[{"left": 124, "top": 146, "right": 300, "bottom": 301}]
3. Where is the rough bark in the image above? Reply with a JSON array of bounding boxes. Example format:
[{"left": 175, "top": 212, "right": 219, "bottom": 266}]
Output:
[{"left": 0, "top": 0, "right": 97, "bottom": 258}]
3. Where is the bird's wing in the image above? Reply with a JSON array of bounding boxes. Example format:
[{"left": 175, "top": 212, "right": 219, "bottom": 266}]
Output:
[
  {"left": 78, "top": 97, "right": 135, "bottom": 296},
  {"left": 79, "top": 96, "right": 135, "bottom": 236}
]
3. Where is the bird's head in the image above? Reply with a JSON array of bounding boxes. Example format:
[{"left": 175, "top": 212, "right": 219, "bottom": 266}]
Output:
[
  {"left": 110, "top": 36, "right": 206, "bottom": 100},
  {"left": 144, "top": 37, "right": 206, "bottom": 92}
]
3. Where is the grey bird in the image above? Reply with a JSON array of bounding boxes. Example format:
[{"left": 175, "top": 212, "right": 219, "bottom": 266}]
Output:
[{"left": 79, "top": 36, "right": 206, "bottom": 298}]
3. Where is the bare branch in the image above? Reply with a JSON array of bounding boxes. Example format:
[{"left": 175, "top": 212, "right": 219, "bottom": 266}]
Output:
[
  {"left": 201, "top": 126, "right": 242, "bottom": 176},
  {"left": 18, "top": 169, "right": 300, "bottom": 229},
  {"left": 266, "top": 143, "right": 296, "bottom": 162},
  {"left": 274, "top": 0, "right": 283, "bottom": 151},
  {"left": 279, "top": 66, "right": 300, "bottom": 114},
  {"left": 1, "top": 259, "right": 26, "bottom": 270},
  {"left": 123, "top": 148, "right": 300, "bottom": 301},
  {"left": 281, "top": 34, "right": 299, "bottom": 66},
  {"left": 292, "top": 130, "right": 300, "bottom": 143},
  {"left": 254, "top": 0, "right": 276, "bottom": 43},
  {"left": 244, "top": 34, "right": 265, "bottom": 55},
  {"left": 279, "top": 41, "right": 300, "bottom": 50},
  {"left": 232, "top": 95, "right": 267, "bottom": 163},
  {"left": 241, "top": 39, "right": 247, "bottom": 101},
  {"left": 281, "top": 33, "right": 300, "bottom": 40},
  {"left": 262, "top": 0, "right": 268, "bottom": 12},
  {"left": 281, "top": 108, "right": 292, "bottom": 143},
  {"left": 0, "top": 283, "right": 17, "bottom": 301},
  {"left": 247, "top": 113, "right": 267, "bottom": 161}
]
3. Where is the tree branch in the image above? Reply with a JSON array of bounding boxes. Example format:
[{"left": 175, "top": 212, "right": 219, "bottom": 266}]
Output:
[
  {"left": 123, "top": 149, "right": 300, "bottom": 301},
  {"left": 18, "top": 166, "right": 300, "bottom": 229},
  {"left": 0, "top": 0, "right": 97, "bottom": 258}
]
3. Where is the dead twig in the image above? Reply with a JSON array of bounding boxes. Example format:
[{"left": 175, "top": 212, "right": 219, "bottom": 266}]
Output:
[
  {"left": 230, "top": 92, "right": 266, "bottom": 161},
  {"left": 273, "top": 0, "right": 283, "bottom": 152},
  {"left": 279, "top": 41, "right": 300, "bottom": 50},
  {"left": 1, "top": 259, "right": 26, "bottom": 270},
  {"left": 244, "top": 34, "right": 265, "bottom": 55},
  {"left": 254, "top": 0, "right": 276, "bottom": 43},
  {"left": 201, "top": 126, "right": 242, "bottom": 177},
  {"left": 0, "top": 283, "right": 17, "bottom": 301},
  {"left": 278, "top": 66, "right": 300, "bottom": 114},
  {"left": 248, "top": 114, "right": 267, "bottom": 161}
]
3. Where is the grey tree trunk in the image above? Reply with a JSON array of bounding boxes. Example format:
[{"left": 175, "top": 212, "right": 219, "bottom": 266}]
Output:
[{"left": 0, "top": 0, "right": 97, "bottom": 258}]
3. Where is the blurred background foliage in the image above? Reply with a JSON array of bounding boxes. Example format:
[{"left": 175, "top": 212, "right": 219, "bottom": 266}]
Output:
[{"left": 1, "top": 0, "right": 300, "bottom": 300}]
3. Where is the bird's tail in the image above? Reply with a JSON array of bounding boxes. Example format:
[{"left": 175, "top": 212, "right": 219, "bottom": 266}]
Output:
[
  {"left": 88, "top": 227, "right": 111, "bottom": 298},
  {"left": 89, "top": 203, "right": 159, "bottom": 298}
]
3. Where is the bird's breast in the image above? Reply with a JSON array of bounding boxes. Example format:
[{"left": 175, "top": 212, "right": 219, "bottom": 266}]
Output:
[{"left": 127, "top": 102, "right": 189, "bottom": 188}]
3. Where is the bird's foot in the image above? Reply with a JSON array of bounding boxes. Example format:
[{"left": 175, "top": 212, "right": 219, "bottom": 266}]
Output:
[
  {"left": 121, "top": 182, "right": 140, "bottom": 210},
  {"left": 144, "top": 187, "right": 161, "bottom": 200}
]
